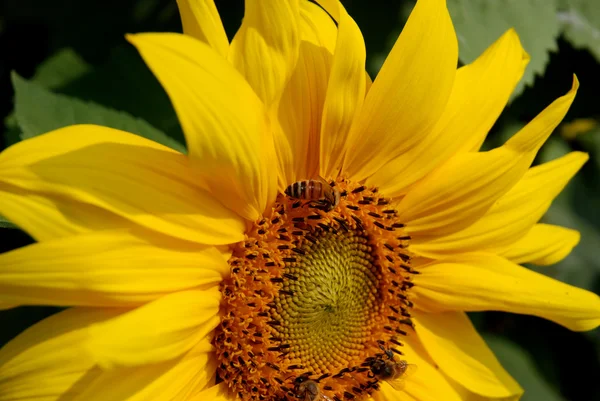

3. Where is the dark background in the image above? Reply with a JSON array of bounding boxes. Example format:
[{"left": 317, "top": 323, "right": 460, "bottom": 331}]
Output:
[{"left": 0, "top": 1, "right": 599, "bottom": 400}]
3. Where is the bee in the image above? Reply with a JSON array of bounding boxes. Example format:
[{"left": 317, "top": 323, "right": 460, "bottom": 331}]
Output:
[
  {"left": 284, "top": 176, "right": 340, "bottom": 211},
  {"left": 294, "top": 377, "right": 333, "bottom": 401},
  {"left": 369, "top": 346, "right": 417, "bottom": 391}
]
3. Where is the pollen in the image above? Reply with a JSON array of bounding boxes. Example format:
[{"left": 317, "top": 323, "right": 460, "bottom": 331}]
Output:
[{"left": 213, "top": 178, "right": 416, "bottom": 401}]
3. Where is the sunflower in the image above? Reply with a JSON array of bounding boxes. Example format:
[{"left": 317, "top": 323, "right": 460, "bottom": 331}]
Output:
[{"left": 0, "top": 0, "right": 599, "bottom": 400}]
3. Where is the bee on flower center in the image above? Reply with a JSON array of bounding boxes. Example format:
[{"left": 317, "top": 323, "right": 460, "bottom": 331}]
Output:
[
  {"left": 294, "top": 377, "right": 333, "bottom": 401},
  {"left": 217, "top": 178, "right": 416, "bottom": 401},
  {"left": 284, "top": 176, "right": 341, "bottom": 211},
  {"left": 368, "top": 346, "right": 417, "bottom": 390}
]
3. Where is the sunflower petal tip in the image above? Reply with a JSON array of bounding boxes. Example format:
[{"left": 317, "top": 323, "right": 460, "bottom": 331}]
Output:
[
  {"left": 577, "top": 151, "right": 590, "bottom": 164},
  {"left": 126, "top": 32, "right": 174, "bottom": 48},
  {"left": 572, "top": 74, "right": 580, "bottom": 91},
  {"left": 571, "top": 229, "right": 581, "bottom": 247},
  {"left": 563, "top": 151, "right": 591, "bottom": 168},
  {"left": 503, "top": 28, "right": 529, "bottom": 65},
  {"left": 124, "top": 33, "right": 139, "bottom": 45},
  {"left": 505, "top": 27, "right": 518, "bottom": 37}
]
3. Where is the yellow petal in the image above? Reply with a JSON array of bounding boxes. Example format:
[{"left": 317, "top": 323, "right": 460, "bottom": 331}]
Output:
[
  {"left": 0, "top": 229, "right": 227, "bottom": 307},
  {"left": 0, "top": 307, "right": 122, "bottom": 401},
  {"left": 414, "top": 311, "right": 522, "bottom": 398},
  {"left": 0, "top": 125, "right": 245, "bottom": 245},
  {"left": 368, "top": 29, "right": 528, "bottom": 196},
  {"left": 128, "top": 33, "right": 277, "bottom": 221},
  {"left": 410, "top": 151, "right": 588, "bottom": 257},
  {"left": 379, "top": 333, "right": 463, "bottom": 401},
  {"left": 342, "top": 0, "right": 458, "bottom": 182},
  {"left": 274, "top": 0, "right": 337, "bottom": 185},
  {"left": 188, "top": 382, "right": 231, "bottom": 401},
  {"left": 85, "top": 288, "right": 220, "bottom": 368},
  {"left": 228, "top": 0, "right": 299, "bottom": 108},
  {"left": 447, "top": 380, "right": 518, "bottom": 401},
  {"left": 499, "top": 223, "right": 581, "bottom": 265},
  {"left": 176, "top": 0, "right": 228, "bottom": 58},
  {"left": 314, "top": 1, "right": 366, "bottom": 179},
  {"left": 0, "top": 185, "right": 129, "bottom": 241},
  {"left": 397, "top": 78, "right": 578, "bottom": 238},
  {"left": 73, "top": 339, "right": 215, "bottom": 401},
  {"left": 506, "top": 76, "right": 579, "bottom": 153},
  {"left": 412, "top": 253, "right": 600, "bottom": 332},
  {"left": 397, "top": 149, "right": 533, "bottom": 238},
  {"left": 365, "top": 71, "right": 373, "bottom": 93}
]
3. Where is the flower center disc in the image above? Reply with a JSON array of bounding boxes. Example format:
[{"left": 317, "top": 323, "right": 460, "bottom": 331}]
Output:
[{"left": 214, "top": 179, "right": 415, "bottom": 401}]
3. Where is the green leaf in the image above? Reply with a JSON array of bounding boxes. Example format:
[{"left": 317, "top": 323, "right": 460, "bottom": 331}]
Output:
[
  {"left": 31, "top": 48, "right": 92, "bottom": 90},
  {"left": 11, "top": 72, "right": 186, "bottom": 153},
  {"left": 3, "top": 45, "right": 185, "bottom": 149},
  {"left": 558, "top": 0, "right": 600, "bottom": 62},
  {"left": 58, "top": 45, "right": 185, "bottom": 142},
  {"left": 447, "top": 0, "right": 560, "bottom": 100},
  {"left": 3, "top": 48, "right": 90, "bottom": 148},
  {"left": 3, "top": 114, "right": 22, "bottom": 148},
  {"left": 484, "top": 335, "right": 566, "bottom": 401}
]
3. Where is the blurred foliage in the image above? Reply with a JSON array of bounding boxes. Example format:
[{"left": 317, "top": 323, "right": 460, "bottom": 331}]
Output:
[
  {"left": 0, "top": 0, "right": 599, "bottom": 400},
  {"left": 448, "top": 0, "right": 560, "bottom": 99},
  {"left": 559, "top": 0, "right": 600, "bottom": 61},
  {"left": 484, "top": 334, "right": 566, "bottom": 401},
  {"left": 11, "top": 71, "right": 186, "bottom": 152}
]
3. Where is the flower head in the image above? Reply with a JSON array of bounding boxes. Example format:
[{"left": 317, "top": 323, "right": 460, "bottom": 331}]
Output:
[{"left": 0, "top": 0, "right": 599, "bottom": 401}]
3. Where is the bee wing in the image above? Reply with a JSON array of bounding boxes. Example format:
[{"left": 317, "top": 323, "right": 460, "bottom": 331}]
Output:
[
  {"left": 386, "top": 377, "right": 407, "bottom": 391},
  {"left": 386, "top": 363, "right": 417, "bottom": 391},
  {"left": 318, "top": 394, "right": 334, "bottom": 401},
  {"left": 386, "top": 363, "right": 417, "bottom": 390},
  {"left": 403, "top": 363, "right": 418, "bottom": 379},
  {"left": 315, "top": 175, "right": 335, "bottom": 189}
]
